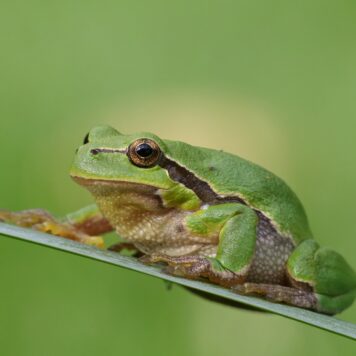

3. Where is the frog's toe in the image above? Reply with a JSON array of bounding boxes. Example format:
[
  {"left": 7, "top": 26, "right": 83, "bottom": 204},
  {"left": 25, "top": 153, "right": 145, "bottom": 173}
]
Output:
[
  {"left": 144, "top": 254, "right": 213, "bottom": 280},
  {"left": 0, "top": 208, "right": 105, "bottom": 248},
  {"left": 164, "top": 258, "right": 211, "bottom": 279},
  {"left": 166, "top": 259, "right": 244, "bottom": 287},
  {"left": 36, "top": 220, "right": 104, "bottom": 247},
  {"left": 141, "top": 254, "right": 244, "bottom": 286},
  {"left": 139, "top": 254, "right": 203, "bottom": 267},
  {"left": 0, "top": 209, "right": 54, "bottom": 227}
]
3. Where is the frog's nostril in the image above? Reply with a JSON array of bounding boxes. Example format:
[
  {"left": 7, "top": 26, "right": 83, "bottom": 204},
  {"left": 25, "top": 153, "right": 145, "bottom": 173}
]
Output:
[{"left": 90, "top": 149, "right": 100, "bottom": 155}]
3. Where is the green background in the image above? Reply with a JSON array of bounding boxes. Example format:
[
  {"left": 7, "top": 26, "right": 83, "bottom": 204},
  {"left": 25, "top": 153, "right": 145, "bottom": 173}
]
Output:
[{"left": 1, "top": 1, "right": 356, "bottom": 355}]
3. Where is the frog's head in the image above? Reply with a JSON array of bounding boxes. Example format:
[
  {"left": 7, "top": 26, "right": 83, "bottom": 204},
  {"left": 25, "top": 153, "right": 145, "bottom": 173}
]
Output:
[{"left": 70, "top": 125, "right": 175, "bottom": 190}]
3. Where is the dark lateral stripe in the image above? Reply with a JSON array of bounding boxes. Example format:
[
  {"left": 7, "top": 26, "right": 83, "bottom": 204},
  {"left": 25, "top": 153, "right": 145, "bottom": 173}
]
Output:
[{"left": 159, "top": 156, "right": 245, "bottom": 205}]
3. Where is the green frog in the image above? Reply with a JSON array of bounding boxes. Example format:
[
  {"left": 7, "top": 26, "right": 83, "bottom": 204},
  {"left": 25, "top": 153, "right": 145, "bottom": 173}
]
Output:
[{"left": 1, "top": 125, "right": 355, "bottom": 314}]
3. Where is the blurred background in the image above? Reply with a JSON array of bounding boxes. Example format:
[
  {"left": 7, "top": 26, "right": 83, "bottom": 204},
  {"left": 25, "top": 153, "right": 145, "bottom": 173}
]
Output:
[{"left": 1, "top": 1, "right": 356, "bottom": 355}]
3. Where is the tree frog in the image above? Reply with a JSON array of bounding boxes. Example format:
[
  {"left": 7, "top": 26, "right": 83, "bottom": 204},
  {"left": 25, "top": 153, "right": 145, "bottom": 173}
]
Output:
[{"left": 1, "top": 125, "right": 355, "bottom": 315}]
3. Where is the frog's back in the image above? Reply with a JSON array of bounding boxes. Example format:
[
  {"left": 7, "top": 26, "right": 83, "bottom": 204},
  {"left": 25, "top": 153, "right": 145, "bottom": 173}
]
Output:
[{"left": 164, "top": 140, "right": 313, "bottom": 243}]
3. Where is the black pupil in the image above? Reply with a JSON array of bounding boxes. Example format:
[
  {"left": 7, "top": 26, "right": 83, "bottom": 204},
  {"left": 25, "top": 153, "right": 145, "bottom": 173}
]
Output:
[{"left": 136, "top": 143, "right": 154, "bottom": 158}]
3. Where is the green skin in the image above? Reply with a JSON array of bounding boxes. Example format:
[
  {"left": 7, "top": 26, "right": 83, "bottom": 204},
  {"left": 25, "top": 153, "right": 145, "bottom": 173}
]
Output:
[{"left": 1, "top": 125, "right": 355, "bottom": 314}]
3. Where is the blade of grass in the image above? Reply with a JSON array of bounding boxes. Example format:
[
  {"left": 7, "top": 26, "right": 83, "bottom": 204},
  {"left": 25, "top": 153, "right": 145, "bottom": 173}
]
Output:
[{"left": 0, "top": 222, "right": 355, "bottom": 340}]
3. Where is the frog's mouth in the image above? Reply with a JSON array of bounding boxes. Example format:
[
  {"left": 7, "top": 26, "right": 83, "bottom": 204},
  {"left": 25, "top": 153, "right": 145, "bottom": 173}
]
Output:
[
  {"left": 71, "top": 175, "right": 160, "bottom": 193},
  {"left": 71, "top": 175, "right": 169, "bottom": 213}
]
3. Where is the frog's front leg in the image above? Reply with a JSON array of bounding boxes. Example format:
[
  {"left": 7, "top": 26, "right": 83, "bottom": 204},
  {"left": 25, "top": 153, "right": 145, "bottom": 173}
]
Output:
[
  {"left": 141, "top": 254, "right": 244, "bottom": 285},
  {"left": 0, "top": 204, "right": 112, "bottom": 247},
  {"left": 142, "top": 203, "right": 258, "bottom": 287}
]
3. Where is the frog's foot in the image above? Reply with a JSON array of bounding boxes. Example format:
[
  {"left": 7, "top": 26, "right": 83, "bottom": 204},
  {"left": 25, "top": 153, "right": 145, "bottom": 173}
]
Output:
[
  {"left": 232, "top": 283, "right": 318, "bottom": 311},
  {"left": 0, "top": 208, "right": 52, "bottom": 226},
  {"left": 140, "top": 254, "right": 244, "bottom": 287},
  {"left": 108, "top": 242, "right": 143, "bottom": 257},
  {"left": 0, "top": 209, "right": 104, "bottom": 248}
]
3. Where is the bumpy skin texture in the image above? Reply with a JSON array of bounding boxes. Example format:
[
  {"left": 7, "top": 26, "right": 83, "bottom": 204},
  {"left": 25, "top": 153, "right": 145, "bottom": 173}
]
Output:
[
  {"left": 68, "top": 126, "right": 356, "bottom": 314},
  {"left": 162, "top": 140, "right": 313, "bottom": 244},
  {"left": 1, "top": 125, "right": 355, "bottom": 314}
]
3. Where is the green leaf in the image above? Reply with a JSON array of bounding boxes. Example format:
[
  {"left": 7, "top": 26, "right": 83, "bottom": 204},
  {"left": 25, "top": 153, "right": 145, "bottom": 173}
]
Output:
[{"left": 0, "top": 222, "right": 355, "bottom": 340}]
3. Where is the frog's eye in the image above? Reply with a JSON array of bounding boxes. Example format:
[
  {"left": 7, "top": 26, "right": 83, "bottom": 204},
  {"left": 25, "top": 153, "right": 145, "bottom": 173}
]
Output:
[
  {"left": 128, "top": 139, "right": 162, "bottom": 168},
  {"left": 83, "top": 133, "right": 90, "bottom": 144}
]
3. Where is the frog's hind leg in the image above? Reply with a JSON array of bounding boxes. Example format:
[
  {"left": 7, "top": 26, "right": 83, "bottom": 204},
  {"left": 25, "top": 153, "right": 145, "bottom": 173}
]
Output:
[
  {"left": 231, "top": 239, "right": 356, "bottom": 315},
  {"left": 286, "top": 239, "right": 356, "bottom": 315},
  {"left": 142, "top": 252, "right": 320, "bottom": 311},
  {"left": 232, "top": 283, "right": 318, "bottom": 311},
  {"left": 0, "top": 205, "right": 112, "bottom": 247}
]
